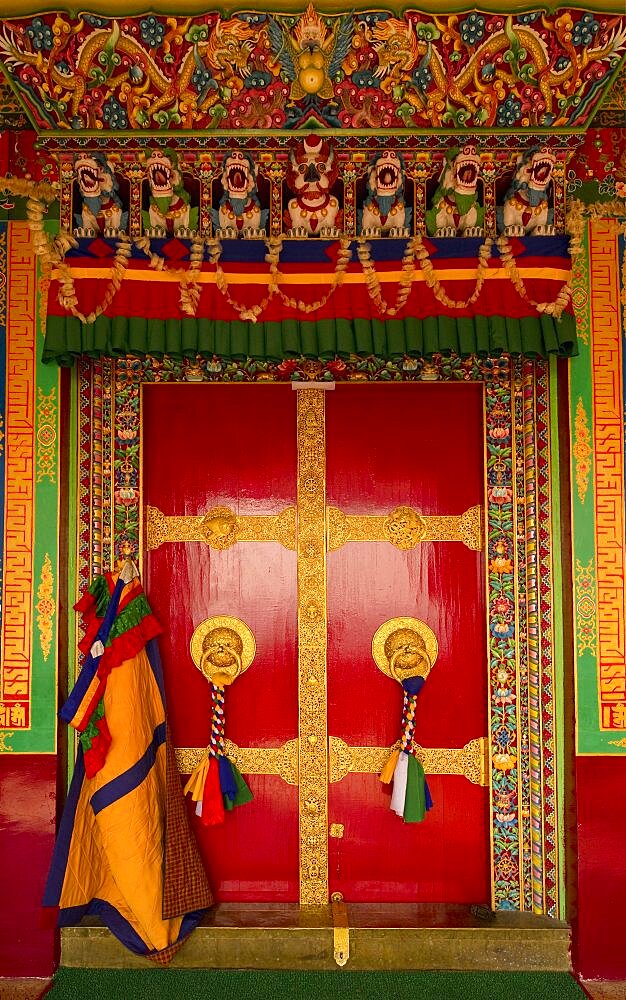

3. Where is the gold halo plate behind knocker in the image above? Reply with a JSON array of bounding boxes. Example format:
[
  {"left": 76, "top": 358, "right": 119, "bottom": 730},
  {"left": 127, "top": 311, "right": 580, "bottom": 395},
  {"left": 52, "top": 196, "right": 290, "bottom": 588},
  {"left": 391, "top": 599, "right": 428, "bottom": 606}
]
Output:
[
  {"left": 372, "top": 617, "right": 438, "bottom": 684},
  {"left": 190, "top": 615, "right": 256, "bottom": 687}
]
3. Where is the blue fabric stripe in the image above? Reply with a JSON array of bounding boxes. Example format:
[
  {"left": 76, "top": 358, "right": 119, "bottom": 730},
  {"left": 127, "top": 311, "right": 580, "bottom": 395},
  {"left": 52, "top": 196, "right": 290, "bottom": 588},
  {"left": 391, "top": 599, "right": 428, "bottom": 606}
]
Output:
[
  {"left": 90, "top": 722, "right": 166, "bottom": 815},
  {"left": 59, "top": 575, "right": 126, "bottom": 724},
  {"left": 58, "top": 901, "right": 206, "bottom": 957},
  {"left": 145, "top": 636, "right": 166, "bottom": 705},
  {"left": 43, "top": 749, "right": 86, "bottom": 905},
  {"left": 65, "top": 233, "right": 571, "bottom": 265},
  {"left": 58, "top": 899, "right": 149, "bottom": 955}
]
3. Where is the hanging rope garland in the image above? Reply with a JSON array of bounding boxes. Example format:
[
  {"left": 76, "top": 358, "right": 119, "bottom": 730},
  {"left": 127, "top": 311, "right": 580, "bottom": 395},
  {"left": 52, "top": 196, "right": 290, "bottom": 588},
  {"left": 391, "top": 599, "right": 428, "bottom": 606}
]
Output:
[
  {"left": 373, "top": 617, "right": 439, "bottom": 823},
  {"left": 184, "top": 615, "right": 255, "bottom": 826}
]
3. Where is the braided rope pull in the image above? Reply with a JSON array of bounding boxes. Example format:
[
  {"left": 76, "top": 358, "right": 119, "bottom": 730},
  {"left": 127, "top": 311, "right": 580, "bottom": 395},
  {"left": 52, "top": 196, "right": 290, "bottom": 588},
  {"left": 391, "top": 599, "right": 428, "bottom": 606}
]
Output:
[{"left": 209, "top": 683, "right": 226, "bottom": 758}]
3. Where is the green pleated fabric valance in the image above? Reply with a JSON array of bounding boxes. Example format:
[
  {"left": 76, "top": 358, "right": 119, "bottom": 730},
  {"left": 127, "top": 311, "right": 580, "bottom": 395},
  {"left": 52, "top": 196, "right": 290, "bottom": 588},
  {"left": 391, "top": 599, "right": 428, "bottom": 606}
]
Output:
[{"left": 43, "top": 313, "right": 577, "bottom": 367}]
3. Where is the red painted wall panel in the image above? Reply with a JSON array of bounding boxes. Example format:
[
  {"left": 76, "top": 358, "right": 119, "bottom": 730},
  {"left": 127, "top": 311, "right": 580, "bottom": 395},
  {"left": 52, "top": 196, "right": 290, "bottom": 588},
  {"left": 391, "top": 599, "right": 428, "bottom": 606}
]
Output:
[
  {"left": 573, "top": 755, "right": 626, "bottom": 981},
  {"left": 0, "top": 754, "right": 57, "bottom": 977}
]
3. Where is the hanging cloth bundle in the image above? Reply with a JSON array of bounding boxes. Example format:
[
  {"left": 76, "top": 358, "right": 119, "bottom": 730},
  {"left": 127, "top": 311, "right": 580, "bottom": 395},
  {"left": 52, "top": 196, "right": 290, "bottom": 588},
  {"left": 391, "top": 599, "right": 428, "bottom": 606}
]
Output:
[
  {"left": 373, "top": 617, "right": 439, "bottom": 823},
  {"left": 184, "top": 615, "right": 255, "bottom": 826}
]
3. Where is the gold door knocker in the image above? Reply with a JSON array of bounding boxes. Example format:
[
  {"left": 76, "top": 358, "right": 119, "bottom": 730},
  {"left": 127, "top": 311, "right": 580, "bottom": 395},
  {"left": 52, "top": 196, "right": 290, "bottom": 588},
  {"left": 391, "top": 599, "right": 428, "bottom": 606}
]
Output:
[
  {"left": 372, "top": 617, "right": 438, "bottom": 823},
  {"left": 184, "top": 616, "right": 256, "bottom": 825}
]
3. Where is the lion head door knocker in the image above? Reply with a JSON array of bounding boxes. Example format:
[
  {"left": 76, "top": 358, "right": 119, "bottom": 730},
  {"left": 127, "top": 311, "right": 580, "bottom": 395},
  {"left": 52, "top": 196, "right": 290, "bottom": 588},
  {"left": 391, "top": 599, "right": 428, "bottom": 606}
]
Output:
[
  {"left": 184, "top": 616, "right": 255, "bottom": 826},
  {"left": 372, "top": 617, "right": 438, "bottom": 823}
]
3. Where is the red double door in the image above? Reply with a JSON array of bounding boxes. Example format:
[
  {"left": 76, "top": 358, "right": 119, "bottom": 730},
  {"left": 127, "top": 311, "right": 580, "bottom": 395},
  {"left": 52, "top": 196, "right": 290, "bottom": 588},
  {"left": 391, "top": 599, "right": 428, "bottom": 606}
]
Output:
[{"left": 144, "top": 382, "right": 489, "bottom": 904}]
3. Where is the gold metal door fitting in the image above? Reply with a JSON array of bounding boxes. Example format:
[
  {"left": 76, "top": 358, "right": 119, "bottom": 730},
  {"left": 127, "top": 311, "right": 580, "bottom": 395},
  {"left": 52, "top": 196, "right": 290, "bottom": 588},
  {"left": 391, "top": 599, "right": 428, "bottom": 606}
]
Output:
[{"left": 331, "top": 893, "right": 349, "bottom": 967}]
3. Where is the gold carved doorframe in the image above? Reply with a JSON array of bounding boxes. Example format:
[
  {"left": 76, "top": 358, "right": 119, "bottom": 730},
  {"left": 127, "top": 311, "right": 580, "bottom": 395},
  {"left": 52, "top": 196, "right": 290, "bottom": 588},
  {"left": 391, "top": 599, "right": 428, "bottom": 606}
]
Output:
[{"left": 75, "top": 357, "right": 562, "bottom": 917}]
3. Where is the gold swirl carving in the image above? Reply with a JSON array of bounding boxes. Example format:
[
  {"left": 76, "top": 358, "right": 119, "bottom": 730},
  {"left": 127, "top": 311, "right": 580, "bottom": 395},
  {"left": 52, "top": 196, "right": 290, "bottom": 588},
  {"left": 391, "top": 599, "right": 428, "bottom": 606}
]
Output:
[
  {"left": 36, "top": 553, "right": 55, "bottom": 662},
  {"left": 145, "top": 504, "right": 297, "bottom": 551},
  {"left": 328, "top": 736, "right": 488, "bottom": 787},
  {"left": 174, "top": 739, "right": 299, "bottom": 785},
  {"left": 297, "top": 389, "right": 329, "bottom": 906},
  {"left": 573, "top": 397, "right": 592, "bottom": 505},
  {"left": 326, "top": 505, "right": 483, "bottom": 551}
]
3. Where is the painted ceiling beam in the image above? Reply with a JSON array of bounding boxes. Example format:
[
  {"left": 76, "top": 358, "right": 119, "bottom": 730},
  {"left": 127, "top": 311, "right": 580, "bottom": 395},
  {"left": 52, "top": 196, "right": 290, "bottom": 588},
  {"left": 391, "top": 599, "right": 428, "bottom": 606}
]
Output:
[{"left": 3, "top": 0, "right": 626, "bottom": 13}]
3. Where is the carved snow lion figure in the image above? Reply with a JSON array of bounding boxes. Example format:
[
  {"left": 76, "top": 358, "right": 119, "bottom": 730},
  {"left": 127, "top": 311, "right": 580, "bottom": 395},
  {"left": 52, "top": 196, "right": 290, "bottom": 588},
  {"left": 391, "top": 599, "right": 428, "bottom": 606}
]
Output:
[
  {"left": 142, "top": 149, "right": 198, "bottom": 237},
  {"left": 284, "top": 134, "right": 341, "bottom": 237},
  {"left": 426, "top": 146, "right": 483, "bottom": 238},
  {"left": 74, "top": 154, "right": 127, "bottom": 237},
  {"left": 360, "top": 150, "right": 411, "bottom": 237},
  {"left": 499, "top": 147, "right": 556, "bottom": 236},
  {"left": 212, "top": 150, "right": 268, "bottom": 238}
]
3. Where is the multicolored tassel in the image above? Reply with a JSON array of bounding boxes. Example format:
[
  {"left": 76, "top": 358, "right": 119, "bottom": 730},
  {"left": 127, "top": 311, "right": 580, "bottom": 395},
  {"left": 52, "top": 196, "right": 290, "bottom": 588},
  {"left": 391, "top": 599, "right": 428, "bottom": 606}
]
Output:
[
  {"left": 380, "top": 676, "right": 432, "bottom": 823},
  {"left": 184, "top": 683, "right": 253, "bottom": 826}
]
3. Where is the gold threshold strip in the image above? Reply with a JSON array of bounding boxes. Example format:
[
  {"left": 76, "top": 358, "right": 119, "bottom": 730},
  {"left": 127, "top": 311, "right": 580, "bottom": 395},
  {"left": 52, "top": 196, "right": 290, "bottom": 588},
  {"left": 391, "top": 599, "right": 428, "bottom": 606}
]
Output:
[
  {"left": 146, "top": 503, "right": 483, "bottom": 552},
  {"left": 174, "top": 736, "right": 489, "bottom": 788}
]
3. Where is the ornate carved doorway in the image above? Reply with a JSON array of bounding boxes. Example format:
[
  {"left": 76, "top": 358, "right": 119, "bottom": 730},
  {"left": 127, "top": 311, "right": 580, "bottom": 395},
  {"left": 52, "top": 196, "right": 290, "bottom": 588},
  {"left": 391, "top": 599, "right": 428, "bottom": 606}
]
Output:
[{"left": 142, "top": 381, "right": 489, "bottom": 906}]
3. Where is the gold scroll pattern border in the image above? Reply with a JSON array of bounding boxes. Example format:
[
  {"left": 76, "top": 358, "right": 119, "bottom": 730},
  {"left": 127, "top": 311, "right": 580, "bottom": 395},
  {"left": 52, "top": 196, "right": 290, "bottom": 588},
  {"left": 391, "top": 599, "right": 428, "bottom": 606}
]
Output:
[
  {"left": 174, "top": 736, "right": 489, "bottom": 787},
  {"left": 296, "top": 388, "right": 329, "bottom": 906},
  {"left": 0, "top": 224, "right": 36, "bottom": 737},
  {"left": 589, "top": 220, "right": 626, "bottom": 732}
]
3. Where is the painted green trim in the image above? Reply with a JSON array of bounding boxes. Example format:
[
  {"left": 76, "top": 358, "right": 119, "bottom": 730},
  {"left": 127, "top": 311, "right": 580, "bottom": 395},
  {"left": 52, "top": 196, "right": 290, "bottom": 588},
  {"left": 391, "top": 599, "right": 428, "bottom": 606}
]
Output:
[
  {"left": 3, "top": 1, "right": 626, "bottom": 17},
  {"left": 549, "top": 355, "right": 566, "bottom": 919}
]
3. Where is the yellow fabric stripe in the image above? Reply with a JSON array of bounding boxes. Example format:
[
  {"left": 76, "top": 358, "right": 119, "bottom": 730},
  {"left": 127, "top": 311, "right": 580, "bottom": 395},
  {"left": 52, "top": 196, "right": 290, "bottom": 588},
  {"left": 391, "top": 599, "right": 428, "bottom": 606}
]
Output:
[{"left": 52, "top": 266, "right": 571, "bottom": 286}]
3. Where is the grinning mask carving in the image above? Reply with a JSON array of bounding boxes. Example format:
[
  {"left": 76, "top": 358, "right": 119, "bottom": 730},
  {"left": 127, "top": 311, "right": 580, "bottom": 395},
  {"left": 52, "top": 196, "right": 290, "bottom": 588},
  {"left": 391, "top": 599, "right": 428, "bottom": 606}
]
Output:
[{"left": 384, "top": 627, "right": 432, "bottom": 683}]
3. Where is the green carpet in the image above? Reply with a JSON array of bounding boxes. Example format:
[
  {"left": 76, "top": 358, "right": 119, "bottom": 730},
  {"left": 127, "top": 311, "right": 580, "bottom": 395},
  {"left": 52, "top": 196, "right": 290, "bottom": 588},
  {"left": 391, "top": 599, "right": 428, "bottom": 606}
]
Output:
[{"left": 47, "top": 969, "right": 586, "bottom": 1000}]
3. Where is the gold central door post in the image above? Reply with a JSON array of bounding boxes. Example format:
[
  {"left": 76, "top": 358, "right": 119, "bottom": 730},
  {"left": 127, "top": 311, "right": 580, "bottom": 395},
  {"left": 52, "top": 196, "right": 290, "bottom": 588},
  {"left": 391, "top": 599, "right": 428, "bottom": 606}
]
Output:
[{"left": 295, "top": 386, "right": 330, "bottom": 906}]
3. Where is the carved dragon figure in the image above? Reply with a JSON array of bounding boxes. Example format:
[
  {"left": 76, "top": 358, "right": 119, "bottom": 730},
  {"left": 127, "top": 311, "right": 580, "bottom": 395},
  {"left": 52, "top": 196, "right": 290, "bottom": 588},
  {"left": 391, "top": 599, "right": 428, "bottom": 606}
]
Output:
[
  {"left": 212, "top": 150, "right": 268, "bottom": 237},
  {"left": 426, "top": 146, "right": 483, "bottom": 237},
  {"left": 142, "top": 149, "right": 198, "bottom": 237},
  {"left": 73, "top": 153, "right": 127, "bottom": 236},
  {"left": 499, "top": 147, "right": 556, "bottom": 236},
  {"left": 359, "top": 150, "right": 411, "bottom": 237}
]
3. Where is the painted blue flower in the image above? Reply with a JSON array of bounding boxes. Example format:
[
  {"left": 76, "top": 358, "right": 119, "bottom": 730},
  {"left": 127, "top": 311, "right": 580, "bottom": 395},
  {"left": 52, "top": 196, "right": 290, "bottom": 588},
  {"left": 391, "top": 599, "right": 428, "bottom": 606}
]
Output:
[
  {"left": 102, "top": 96, "right": 128, "bottom": 129},
  {"left": 57, "top": 60, "right": 71, "bottom": 76},
  {"left": 239, "top": 12, "right": 267, "bottom": 24},
  {"left": 244, "top": 70, "right": 272, "bottom": 89},
  {"left": 84, "top": 14, "right": 108, "bottom": 27},
  {"left": 411, "top": 65, "right": 432, "bottom": 90},
  {"left": 496, "top": 94, "right": 522, "bottom": 127},
  {"left": 353, "top": 69, "right": 378, "bottom": 88},
  {"left": 360, "top": 12, "right": 390, "bottom": 27},
  {"left": 572, "top": 13, "right": 599, "bottom": 47},
  {"left": 554, "top": 55, "right": 570, "bottom": 72},
  {"left": 26, "top": 18, "right": 53, "bottom": 51},
  {"left": 192, "top": 66, "right": 217, "bottom": 103},
  {"left": 459, "top": 13, "right": 486, "bottom": 46},
  {"left": 139, "top": 15, "right": 165, "bottom": 48},
  {"left": 517, "top": 12, "right": 540, "bottom": 24}
]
